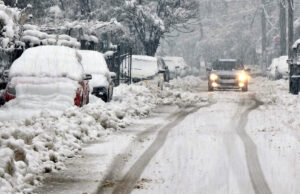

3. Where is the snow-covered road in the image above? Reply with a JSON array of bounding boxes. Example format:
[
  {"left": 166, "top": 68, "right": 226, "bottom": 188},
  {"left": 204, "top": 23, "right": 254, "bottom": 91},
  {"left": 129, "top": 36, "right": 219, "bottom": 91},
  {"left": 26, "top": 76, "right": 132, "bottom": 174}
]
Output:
[{"left": 33, "top": 77, "right": 300, "bottom": 194}]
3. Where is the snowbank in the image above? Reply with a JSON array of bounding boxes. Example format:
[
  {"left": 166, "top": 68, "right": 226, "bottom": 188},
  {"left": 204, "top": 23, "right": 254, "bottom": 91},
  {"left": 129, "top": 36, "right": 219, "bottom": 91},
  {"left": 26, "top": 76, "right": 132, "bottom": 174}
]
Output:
[
  {"left": 131, "top": 55, "right": 158, "bottom": 80},
  {"left": 9, "top": 46, "right": 84, "bottom": 81}
]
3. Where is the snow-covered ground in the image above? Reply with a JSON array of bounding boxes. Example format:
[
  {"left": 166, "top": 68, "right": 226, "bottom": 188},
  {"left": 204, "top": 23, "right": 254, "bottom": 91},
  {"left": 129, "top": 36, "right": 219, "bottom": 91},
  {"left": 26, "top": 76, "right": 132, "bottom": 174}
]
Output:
[
  {"left": 0, "top": 76, "right": 207, "bottom": 193},
  {"left": 1, "top": 76, "right": 299, "bottom": 194}
]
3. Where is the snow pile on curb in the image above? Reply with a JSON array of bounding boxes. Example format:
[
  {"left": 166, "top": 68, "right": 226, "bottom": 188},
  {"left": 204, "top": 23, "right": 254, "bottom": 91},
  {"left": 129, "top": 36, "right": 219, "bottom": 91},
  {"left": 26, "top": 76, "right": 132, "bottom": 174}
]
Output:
[
  {"left": 144, "top": 76, "right": 207, "bottom": 107},
  {"left": 0, "top": 83, "right": 154, "bottom": 193},
  {"left": 252, "top": 77, "right": 300, "bottom": 138}
]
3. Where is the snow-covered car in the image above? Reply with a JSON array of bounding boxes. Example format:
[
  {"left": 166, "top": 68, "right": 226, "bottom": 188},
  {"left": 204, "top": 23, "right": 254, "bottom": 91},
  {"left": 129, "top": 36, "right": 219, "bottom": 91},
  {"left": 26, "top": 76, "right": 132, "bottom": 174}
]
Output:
[
  {"left": 163, "top": 56, "right": 188, "bottom": 79},
  {"left": 267, "top": 56, "right": 289, "bottom": 80},
  {"left": 207, "top": 59, "right": 249, "bottom": 91},
  {"left": 130, "top": 55, "right": 159, "bottom": 83},
  {"left": 4, "top": 46, "right": 91, "bottom": 107},
  {"left": 78, "top": 50, "right": 115, "bottom": 102}
]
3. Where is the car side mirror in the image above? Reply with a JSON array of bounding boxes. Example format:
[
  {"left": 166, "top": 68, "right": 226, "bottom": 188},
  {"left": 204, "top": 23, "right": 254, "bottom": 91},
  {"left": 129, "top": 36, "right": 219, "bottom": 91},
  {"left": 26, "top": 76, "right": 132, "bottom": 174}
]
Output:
[
  {"left": 206, "top": 67, "right": 212, "bottom": 72},
  {"left": 3, "top": 70, "right": 9, "bottom": 79},
  {"left": 109, "top": 72, "right": 116, "bottom": 79},
  {"left": 245, "top": 68, "right": 251, "bottom": 73},
  {"left": 158, "top": 70, "right": 165, "bottom": 74},
  {"left": 84, "top": 74, "right": 92, "bottom": 80}
]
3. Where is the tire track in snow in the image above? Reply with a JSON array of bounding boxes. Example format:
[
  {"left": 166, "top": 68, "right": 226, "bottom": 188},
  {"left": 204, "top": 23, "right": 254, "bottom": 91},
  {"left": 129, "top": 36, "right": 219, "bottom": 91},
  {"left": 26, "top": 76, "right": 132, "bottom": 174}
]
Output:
[
  {"left": 96, "top": 102, "right": 214, "bottom": 194},
  {"left": 236, "top": 95, "right": 272, "bottom": 194}
]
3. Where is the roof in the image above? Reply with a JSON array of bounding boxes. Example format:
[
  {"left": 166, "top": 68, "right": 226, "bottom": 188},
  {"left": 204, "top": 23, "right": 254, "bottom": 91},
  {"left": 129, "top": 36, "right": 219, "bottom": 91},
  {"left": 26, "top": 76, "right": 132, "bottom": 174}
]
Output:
[
  {"left": 77, "top": 50, "right": 109, "bottom": 75},
  {"left": 131, "top": 55, "right": 158, "bottom": 79},
  {"left": 9, "top": 46, "right": 84, "bottom": 81},
  {"left": 218, "top": 59, "right": 238, "bottom": 62},
  {"left": 292, "top": 39, "right": 300, "bottom": 49}
]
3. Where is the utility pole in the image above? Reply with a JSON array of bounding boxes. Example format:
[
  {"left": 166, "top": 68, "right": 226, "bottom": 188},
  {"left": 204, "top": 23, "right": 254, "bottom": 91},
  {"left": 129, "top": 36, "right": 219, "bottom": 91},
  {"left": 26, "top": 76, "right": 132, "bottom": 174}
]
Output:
[
  {"left": 261, "top": 0, "right": 267, "bottom": 74},
  {"left": 288, "top": 0, "right": 294, "bottom": 58},
  {"left": 279, "top": 0, "right": 287, "bottom": 56}
]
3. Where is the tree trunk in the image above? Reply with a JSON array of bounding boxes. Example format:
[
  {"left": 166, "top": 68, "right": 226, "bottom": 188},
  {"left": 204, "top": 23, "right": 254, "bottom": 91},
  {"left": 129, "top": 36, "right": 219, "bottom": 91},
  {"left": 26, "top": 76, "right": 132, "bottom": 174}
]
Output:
[
  {"left": 287, "top": 0, "right": 294, "bottom": 58},
  {"left": 143, "top": 39, "right": 160, "bottom": 56},
  {"left": 279, "top": 1, "right": 287, "bottom": 56},
  {"left": 261, "top": 0, "right": 267, "bottom": 74}
]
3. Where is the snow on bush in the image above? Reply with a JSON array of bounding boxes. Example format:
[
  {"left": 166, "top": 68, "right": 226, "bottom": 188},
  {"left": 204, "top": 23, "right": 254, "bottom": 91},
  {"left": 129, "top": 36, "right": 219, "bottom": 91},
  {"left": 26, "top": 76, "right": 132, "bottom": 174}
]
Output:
[
  {"left": 0, "top": 76, "right": 206, "bottom": 193},
  {"left": 0, "top": 3, "right": 20, "bottom": 49}
]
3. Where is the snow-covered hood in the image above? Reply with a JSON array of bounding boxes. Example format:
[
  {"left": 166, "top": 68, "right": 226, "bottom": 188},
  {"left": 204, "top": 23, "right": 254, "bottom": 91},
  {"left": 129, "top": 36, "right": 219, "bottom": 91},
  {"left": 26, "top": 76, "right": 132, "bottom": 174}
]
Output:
[
  {"left": 89, "top": 74, "right": 109, "bottom": 89},
  {"left": 211, "top": 70, "right": 242, "bottom": 77}
]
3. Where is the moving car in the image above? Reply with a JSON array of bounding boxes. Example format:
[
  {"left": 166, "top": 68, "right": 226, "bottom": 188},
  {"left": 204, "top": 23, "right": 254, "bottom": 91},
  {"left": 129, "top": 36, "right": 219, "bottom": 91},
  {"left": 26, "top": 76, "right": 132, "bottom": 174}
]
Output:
[
  {"left": 78, "top": 50, "right": 115, "bottom": 102},
  {"left": 288, "top": 39, "right": 300, "bottom": 94},
  {"left": 5, "top": 46, "right": 91, "bottom": 107},
  {"left": 207, "top": 59, "right": 249, "bottom": 91}
]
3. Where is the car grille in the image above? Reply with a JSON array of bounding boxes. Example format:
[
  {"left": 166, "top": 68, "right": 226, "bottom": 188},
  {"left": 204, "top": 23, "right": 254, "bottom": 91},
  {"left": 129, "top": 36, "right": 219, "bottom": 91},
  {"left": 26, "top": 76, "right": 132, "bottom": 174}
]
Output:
[{"left": 92, "top": 87, "right": 107, "bottom": 97}]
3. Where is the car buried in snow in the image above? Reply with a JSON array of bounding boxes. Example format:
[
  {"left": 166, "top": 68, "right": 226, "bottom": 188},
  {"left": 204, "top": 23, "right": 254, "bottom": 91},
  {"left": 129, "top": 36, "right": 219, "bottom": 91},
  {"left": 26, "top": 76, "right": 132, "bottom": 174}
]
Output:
[
  {"left": 4, "top": 46, "right": 92, "bottom": 107},
  {"left": 287, "top": 39, "right": 300, "bottom": 95},
  {"left": 78, "top": 50, "right": 115, "bottom": 102},
  {"left": 207, "top": 59, "right": 249, "bottom": 92}
]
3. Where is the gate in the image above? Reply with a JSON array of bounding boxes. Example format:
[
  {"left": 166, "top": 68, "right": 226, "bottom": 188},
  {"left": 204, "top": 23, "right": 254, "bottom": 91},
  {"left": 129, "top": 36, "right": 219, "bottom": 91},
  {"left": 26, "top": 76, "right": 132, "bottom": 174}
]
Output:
[{"left": 106, "top": 47, "right": 132, "bottom": 86}]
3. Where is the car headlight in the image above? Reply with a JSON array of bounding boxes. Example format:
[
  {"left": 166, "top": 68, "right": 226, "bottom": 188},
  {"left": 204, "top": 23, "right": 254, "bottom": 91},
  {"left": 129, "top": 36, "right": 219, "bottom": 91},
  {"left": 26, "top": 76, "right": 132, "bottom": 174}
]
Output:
[
  {"left": 210, "top": 73, "right": 218, "bottom": 81},
  {"left": 238, "top": 72, "right": 248, "bottom": 82}
]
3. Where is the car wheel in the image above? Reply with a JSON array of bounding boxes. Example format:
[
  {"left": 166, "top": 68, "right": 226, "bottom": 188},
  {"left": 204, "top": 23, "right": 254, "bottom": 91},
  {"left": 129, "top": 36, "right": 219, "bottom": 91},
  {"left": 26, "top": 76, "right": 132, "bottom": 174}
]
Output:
[
  {"left": 208, "top": 82, "right": 213, "bottom": 91},
  {"left": 86, "top": 94, "right": 89, "bottom": 104},
  {"left": 242, "top": 84, "right": 248, "bottom": 92},
  {"left": 290, "top": 78, "right": 299, "bottom": 95},
  {"left": 80, "top": 95, "right": 84, "bottom": 107}
]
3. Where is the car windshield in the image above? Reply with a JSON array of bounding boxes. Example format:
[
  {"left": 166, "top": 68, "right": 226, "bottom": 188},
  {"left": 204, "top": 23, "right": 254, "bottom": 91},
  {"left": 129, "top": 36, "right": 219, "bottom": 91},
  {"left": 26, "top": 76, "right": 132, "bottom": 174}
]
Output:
[{"left": 212, "top": 60, "right": 243, "bottom": 70}]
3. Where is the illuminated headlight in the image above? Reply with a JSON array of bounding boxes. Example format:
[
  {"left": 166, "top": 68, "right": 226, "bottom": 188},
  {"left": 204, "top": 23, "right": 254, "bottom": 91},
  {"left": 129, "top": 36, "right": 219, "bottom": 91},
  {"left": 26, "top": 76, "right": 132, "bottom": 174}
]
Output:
[
  {"left": 238, "top": 72, "right": 248, "bottom": 82},
  {"left": 210, "top": 73, "right": 218, "bottom": 81},
  {"left": 239, "top": 82, "right": 245, "bottom": 88},
  {"left": 212, "top": 82, "right": 218, "bottom": 88}
]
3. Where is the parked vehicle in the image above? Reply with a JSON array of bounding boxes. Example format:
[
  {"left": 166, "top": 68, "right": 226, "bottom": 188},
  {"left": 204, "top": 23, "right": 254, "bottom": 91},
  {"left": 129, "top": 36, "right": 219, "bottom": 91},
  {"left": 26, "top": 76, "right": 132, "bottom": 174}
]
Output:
[
  {"left": 130, "top": 55, "right": 159, "bottom": 83},
  {"left": 207, "top": 59, "right": 249, "bottom": 92},
  {"left": 267, "top": 56, "right": 289, "bottom": 80},
  {"left": 5, "top": 46, "right": 91, "bottom": 107},
  {"left": 287, "top": 39, "right": 300, "bottom": 94},
  {"left": 163, "top": 56, "right": 188, "bottom": 79},
  {"left": 78, "top": 50, "right": 115, "bottom": 102}
]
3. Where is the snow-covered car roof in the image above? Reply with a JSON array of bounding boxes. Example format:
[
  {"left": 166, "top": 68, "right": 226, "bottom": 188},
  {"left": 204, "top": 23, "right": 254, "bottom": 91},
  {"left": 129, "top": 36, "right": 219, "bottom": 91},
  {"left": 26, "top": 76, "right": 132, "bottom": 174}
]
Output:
[
  {"left": 132, "top": 55, "right": 158, "bottom": 79},
  {"left": 78, "top": 50, "right": 109, "bottom": 75},
  {"left": 292, "top": 39, "right": 300, "bottom": 49},
  {"left": 9, "top": 46, "right": 84, "bottom": 81},
  {"left": 218, "top": 59, "right": 237, "bottom": 62},
  {"left": 163, "top": 56, "right": 187, "bottom": 71},
  {"left": 78, "top": 50, "right": 110, "bottom": 88}
]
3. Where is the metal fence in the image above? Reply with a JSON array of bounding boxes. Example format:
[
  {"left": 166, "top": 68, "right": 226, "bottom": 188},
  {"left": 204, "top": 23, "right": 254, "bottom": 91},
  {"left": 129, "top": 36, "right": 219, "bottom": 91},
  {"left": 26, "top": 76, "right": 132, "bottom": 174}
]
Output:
[{"left": 106, "top": 47, "right": 132, "bottom": 86}]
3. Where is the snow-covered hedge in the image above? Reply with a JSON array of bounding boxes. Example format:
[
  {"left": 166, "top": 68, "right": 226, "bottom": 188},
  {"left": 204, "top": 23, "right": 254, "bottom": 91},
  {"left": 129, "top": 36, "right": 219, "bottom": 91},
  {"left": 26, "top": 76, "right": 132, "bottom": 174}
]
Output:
[{"left": 0, "top": 3, "right": 20, "bottom": 49}]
